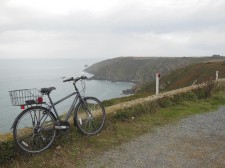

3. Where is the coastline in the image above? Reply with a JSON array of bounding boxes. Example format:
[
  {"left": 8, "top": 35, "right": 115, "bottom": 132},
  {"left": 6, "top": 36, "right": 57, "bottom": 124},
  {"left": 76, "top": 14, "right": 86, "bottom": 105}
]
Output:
[
  {"left": 84, "top": 70, "right": 137, "bottom": 95},
  {"left": 88, "top": 76, "right": 138, "bottom": 95}
]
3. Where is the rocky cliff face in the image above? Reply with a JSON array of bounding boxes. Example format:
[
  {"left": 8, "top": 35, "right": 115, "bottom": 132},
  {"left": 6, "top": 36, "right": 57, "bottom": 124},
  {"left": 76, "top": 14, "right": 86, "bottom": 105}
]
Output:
[{"left": 85, "top": 57, "right": 209, "bottom": 83}]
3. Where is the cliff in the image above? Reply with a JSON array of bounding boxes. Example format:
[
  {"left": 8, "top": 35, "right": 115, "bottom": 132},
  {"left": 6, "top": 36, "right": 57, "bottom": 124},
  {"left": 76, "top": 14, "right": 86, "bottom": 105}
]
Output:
[
  {"left": 139, "top": 58, "right": 225, "bottom": 93},
  {"left": 85, "top": 57, "right": 209, "bottom": 83}
]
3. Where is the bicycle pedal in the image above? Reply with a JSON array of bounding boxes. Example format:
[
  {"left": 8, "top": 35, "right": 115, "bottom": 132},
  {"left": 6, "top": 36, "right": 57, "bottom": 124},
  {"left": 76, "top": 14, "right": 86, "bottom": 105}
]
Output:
[
  {"left": 55, "top": 125, "right": 69, "bottom": 129},
  {"left": 55, "top": 121, "right": 70, "bottom": 130}
]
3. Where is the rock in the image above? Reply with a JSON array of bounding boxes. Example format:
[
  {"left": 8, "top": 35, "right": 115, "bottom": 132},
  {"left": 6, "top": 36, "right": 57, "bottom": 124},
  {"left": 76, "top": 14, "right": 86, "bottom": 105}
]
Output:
[{"left": 56, "top": 146, "right": 61, "bottom": 150}]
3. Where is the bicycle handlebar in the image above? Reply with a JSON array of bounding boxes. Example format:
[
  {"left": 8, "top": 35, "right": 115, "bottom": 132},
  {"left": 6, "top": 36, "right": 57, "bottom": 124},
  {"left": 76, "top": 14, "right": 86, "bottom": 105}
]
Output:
[
  {"left": 63, "top": 77, "right": 73, "bottom": 82},
  {"left": 63, "top": 76, "right": 87, "bottom": 82}
]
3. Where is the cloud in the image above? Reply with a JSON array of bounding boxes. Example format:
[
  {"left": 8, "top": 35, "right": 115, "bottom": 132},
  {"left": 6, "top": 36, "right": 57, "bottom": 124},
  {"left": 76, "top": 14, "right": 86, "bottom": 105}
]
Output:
[{"left": 0, "top": 0, "right": 225, "bottom": 59}]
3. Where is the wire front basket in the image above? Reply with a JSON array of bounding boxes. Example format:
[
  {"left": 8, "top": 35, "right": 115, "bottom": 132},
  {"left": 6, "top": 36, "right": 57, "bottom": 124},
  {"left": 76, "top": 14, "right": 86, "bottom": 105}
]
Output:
[{"left": 9, "top": 88, "right": 42, "bottom": 106}]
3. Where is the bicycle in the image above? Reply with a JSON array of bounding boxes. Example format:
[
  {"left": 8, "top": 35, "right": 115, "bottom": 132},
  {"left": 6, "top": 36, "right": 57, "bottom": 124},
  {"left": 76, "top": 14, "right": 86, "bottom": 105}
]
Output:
[{"left": 8, "top": 76, "right": 106, "bottom": 153}]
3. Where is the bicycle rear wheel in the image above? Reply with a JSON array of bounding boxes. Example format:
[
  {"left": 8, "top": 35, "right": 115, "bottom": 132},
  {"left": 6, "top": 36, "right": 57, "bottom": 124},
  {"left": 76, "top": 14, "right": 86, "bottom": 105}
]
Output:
[
  {"left": 13, "top": 106, "right": 56, "bottom": 153},
  {"left": 75, "top": 97, "right": 106, "bottom": 135}
]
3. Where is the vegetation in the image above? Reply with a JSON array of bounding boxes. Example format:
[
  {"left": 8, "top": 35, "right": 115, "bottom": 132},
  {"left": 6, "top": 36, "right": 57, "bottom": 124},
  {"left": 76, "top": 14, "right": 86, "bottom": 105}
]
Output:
[
  {"left": 85, "top": 56, "right": 210, "bottom": 83},
  {"left": 139, "top": 59, "right": 225, "bottom": 94},
  {"left": 1, "top": 57, "right": 225, "bottom": 167},
  {"left": 102, "top": 92, "right": 151, "bottom": 107},
  {"left": 1, "top": 81, "right": 225, "bottom": 167},
  {"left": 101, "top": 59, "right": 225, "bottom": 102}
]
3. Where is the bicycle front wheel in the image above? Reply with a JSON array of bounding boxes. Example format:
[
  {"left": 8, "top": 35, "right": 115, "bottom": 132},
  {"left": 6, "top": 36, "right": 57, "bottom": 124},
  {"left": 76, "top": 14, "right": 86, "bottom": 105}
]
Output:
[
  {"left": 13, "top": 106, "right": 57, "bottom": 153},
  {"left": 75, "top": 97, "right": 106, "bottom": 135}
]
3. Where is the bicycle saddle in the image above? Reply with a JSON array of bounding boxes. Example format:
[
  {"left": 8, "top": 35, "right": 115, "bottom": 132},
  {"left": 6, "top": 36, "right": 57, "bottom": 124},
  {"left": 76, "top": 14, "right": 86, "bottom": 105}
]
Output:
[{"left": 40, "top": 87, "right": 56, "bottom": 94}]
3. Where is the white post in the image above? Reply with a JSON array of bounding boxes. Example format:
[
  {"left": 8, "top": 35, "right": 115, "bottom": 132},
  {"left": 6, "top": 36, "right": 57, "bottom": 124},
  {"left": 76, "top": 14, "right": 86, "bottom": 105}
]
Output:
[
  {"left": 216, "top": 71, "right": 219, "bottom": 81},
  {"left": 156, "top": 73, "right": 160, "bottom": 95}
]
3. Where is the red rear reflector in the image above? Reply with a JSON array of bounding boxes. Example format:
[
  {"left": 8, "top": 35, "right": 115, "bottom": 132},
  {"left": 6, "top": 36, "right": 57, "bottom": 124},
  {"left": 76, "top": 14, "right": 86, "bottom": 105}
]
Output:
[
  {"left": 21, "top": 105, "right": 25, "bottom": 110},
  {"left": 37, "top": 97, "right": 43, "bottom": 103}
]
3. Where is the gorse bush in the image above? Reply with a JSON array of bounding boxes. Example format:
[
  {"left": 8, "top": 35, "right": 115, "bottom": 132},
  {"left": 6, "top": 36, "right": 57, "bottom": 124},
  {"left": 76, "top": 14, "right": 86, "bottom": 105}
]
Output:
[
  {"left": 112, "top": 101, "right": 160, "bottom": 122},
  {"left": 0, "top": 141, "right": 15, "bottom": 164},
  {"left": 157, "top": 97, "right": 174, "bottom": 108},
  {"left": 196, "top": 79, "right": 217, "bottom": 99},
  {"left": 112, "top": 82, "right": 222, "bottom": 122},
  {"left": 112, "top": 90, "right": 201, "bottom": 122},
  {"left": 215, "top": 81, "right": 225, "bottom": 92}
]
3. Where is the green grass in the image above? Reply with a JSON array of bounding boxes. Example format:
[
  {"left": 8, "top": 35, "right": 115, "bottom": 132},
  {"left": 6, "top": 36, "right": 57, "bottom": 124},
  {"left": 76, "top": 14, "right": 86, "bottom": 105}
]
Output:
[
  {"left": 1, "top": 89, "right": 225, "bottom": 167},
  {"left": 139, "top": 60, "right": 225, "bottom": 94}
]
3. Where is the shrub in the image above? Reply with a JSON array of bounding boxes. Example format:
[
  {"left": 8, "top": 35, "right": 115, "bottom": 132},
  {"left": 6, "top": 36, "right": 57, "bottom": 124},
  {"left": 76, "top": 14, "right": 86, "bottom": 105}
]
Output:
[
  {"left": 0, "top": 141, "right": 15, "bottom": 164},
  {"left": 113, "top": 101, "right": 160, "bottom": 121},
  {"left": 196, "top": 79, "right": 216, "bottom": 99},
  {"left": 215, "top": 81, "right": 225, "bottom": 92},
  {"left": 157, "top": 97, "right": 174, "bottom": 108}
]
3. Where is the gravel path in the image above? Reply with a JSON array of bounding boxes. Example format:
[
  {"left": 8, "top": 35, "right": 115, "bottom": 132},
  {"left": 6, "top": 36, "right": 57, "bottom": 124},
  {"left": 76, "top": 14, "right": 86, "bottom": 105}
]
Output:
[{"left": 85, "top": 106, "right": 225, "bottom": 168}]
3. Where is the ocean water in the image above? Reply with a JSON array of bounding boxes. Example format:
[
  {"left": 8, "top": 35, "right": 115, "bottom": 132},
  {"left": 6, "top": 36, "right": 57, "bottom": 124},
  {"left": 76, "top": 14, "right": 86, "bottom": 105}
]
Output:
[{"left": 0, "top": 59, "right": 133, "bottom": 133}]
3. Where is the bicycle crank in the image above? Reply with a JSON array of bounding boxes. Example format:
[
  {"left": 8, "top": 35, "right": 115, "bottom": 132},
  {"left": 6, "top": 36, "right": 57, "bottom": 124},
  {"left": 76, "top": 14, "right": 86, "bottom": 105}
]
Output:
[{"left": 54, "top": 121, "right": 70, "bottom": 130}]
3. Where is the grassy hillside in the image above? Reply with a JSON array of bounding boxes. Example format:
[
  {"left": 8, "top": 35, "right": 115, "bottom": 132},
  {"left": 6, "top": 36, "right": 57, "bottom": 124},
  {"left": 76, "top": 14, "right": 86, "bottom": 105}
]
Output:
[
  {"left": 85, "top": 57, "right": 209, "bottom": 83},
  {"left": 2, "top": 85, "right": 225, "bottom": 167},
  {"left": 139, "top": 59, "right": 225, "bottom": 93}
]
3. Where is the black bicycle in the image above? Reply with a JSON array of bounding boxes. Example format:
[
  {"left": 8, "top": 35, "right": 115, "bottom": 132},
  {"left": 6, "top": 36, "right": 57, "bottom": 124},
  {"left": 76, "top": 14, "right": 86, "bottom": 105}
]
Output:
[{"left": 9, "top": 76, "right": 106, "bottom": 153}]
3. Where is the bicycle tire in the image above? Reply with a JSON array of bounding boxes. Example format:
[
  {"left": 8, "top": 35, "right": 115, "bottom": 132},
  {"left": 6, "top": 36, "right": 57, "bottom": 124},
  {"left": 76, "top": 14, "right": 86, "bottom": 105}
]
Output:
[
  {"left": 13, "top": 106, "right": 57, "bottom": 153},
  {"left": 74, "top": 97, "right": 106, "bottom": 135}
]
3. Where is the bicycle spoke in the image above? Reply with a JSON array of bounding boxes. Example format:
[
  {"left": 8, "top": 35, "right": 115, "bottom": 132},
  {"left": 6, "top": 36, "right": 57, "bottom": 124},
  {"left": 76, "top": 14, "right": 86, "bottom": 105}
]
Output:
[
  {"left": 76, "top": 97, "right": 105, "bottom": 135},
  {"left": 20, "top": 132, "right": 33, "bottom": 143},
  {"left": 13, "top": 107, "right": 56, "bottom": 153},
  {"left": 91, "top": 120, "right": 97, "bottom": 130},
  {"left": 29, "top": 111, "right": 35, "bottom": 127}
]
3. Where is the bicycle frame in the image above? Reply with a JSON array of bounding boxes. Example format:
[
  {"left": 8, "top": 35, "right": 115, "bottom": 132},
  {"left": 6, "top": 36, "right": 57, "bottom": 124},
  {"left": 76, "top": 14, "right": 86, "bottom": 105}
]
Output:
[
  {"left": 46, "top": 82, "right": 89, "bottom": 122},
  {"left": 47, "top": 92, "right": 78, "bottom": 121}
]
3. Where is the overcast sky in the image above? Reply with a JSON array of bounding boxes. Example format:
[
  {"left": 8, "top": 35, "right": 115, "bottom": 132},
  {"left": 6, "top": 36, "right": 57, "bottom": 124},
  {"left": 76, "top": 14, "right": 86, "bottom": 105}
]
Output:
[{"left": 0, "top": 0, "right": 225, "bottom": 59}]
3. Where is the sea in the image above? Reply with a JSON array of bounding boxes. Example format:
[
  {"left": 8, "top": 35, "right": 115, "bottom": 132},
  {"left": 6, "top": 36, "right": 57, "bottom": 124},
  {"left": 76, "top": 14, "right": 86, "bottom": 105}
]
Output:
[{"left": 0, "top": 59, "right": 133, "bottom": 133}]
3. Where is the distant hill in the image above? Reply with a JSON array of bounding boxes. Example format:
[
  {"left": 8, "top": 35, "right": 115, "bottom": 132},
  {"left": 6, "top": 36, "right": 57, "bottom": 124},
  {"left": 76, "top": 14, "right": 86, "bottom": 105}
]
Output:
[
  {"left": 139, "top": 58, "right": 225, "bottom": 93},
  {"left": 85, "top": 57, "right": 210, "bottom": 83}
]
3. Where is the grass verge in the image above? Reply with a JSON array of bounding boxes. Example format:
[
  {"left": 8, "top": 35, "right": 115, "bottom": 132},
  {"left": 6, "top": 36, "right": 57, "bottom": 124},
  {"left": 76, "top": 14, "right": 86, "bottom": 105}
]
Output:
[{"left": 1, "top": 87, "right": 225, "bottom": 167}]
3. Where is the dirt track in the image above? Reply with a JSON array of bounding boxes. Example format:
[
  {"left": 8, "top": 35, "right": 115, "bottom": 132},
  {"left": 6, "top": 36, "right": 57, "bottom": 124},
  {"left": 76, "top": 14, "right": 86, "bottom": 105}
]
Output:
[{"left": 85, "top": 106, "right": 225, "bottom": 168}]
